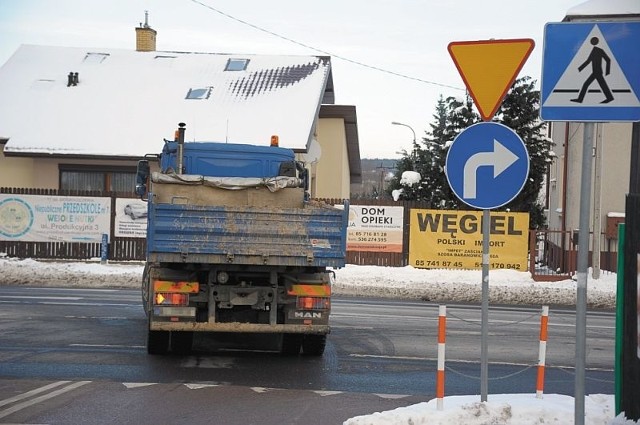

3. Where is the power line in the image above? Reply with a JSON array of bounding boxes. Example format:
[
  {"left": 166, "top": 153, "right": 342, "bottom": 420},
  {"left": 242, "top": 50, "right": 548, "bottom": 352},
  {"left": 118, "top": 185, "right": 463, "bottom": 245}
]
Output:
[{"left": 189, "top": 0, "right": 465, "bottom": 91}]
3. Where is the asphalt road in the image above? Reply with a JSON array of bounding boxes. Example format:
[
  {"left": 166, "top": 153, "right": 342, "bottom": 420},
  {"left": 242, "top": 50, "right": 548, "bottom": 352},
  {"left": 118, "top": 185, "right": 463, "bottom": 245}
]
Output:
[{"left": 0, "top": 286, "right": 615, "bottom": 424}]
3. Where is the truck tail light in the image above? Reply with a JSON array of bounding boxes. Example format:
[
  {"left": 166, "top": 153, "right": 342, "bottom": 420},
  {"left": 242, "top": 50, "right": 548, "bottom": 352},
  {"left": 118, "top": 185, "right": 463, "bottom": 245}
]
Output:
[
  {"left": 155, "top": 292, "right": 189, "bottom": 306},
  {"left": 153, "top": 280, "right": 199, "bottom": 294},
  {"left": 152, "top": 280, "right": 198, "bottom": 307},
  {"left": 287, "top": 284, "right": 331, "bottom": 297},
  {"left": 296, "top": 296, "right": 330, "bottom": 310}
]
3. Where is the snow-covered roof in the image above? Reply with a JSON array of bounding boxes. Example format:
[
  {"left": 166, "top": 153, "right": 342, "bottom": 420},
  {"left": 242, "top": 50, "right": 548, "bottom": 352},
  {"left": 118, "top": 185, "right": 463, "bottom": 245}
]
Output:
[
  {"left": 0, "top": 44, "right": 333, "bottom": 157},
  {"left": 565, "top": 0, "right": 640, "bottom": 20}
]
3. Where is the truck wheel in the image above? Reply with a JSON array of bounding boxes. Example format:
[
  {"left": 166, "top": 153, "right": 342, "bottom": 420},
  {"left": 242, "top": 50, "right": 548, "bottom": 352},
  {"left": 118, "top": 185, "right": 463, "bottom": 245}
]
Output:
[
  {"left": 302, "top": 334, "right": 327, "bottom": 356},
  {"left": 147, "top": 330, "right": 169, "bottom": 355},
  {"left": 170, "top": 331, "right": 194, "bottom": 355},
  {"left": 141, "top": 265, "right": 150, "bottom": 316},
  {"left": 281, "top": 334, "right": 302, "bottom": 355}
]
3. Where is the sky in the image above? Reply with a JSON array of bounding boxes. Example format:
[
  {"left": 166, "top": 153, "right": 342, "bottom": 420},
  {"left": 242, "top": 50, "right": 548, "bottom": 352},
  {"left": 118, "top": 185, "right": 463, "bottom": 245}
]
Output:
[
  {"left": 0, "top": 256, "right": 631, "bottom": 423},
  {"left": 0, "top": 0, "right": 581, "bottom": 159}
]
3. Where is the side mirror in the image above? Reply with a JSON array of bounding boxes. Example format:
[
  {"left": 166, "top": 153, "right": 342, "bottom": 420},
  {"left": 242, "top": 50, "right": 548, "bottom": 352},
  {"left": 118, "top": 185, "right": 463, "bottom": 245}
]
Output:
[{"left": 135, "top": 160, "right": 150, "bottom": 199}]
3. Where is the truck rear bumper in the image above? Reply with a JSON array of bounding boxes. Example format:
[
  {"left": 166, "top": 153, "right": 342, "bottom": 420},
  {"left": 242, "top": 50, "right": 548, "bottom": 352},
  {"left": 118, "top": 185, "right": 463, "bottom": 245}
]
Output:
[{"left": 149, "top": 321, "right": 330, "bottom": 334}]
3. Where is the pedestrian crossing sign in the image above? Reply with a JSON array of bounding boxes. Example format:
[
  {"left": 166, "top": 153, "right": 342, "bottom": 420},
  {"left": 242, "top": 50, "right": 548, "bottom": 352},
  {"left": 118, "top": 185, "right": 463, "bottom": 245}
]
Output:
[{"left": 541, "top": 21, "right": 640, "bottom": 122}]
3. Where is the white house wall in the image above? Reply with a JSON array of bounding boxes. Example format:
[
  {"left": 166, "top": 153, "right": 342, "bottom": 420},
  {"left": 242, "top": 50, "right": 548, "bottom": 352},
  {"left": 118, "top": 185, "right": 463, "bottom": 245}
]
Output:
[{"left": 547, "top": 121, "right": 632, "bottom": 233}]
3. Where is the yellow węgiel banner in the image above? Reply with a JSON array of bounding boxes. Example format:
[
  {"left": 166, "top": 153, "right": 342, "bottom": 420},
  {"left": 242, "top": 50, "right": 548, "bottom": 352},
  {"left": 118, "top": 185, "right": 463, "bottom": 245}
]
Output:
[{"left": 409, "top": 209, "right": 529, "bottom": 271}]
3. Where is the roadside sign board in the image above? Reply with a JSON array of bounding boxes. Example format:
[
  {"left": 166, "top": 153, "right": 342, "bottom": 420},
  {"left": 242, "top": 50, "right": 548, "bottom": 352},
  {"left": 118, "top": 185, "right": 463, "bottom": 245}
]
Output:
[
  {"left": 409, "top": 209, "right": 529, "bottom": 271},
  {"left": 448, "top": 39, "right": 535, "bottom": 121},
  {"left": 541, "top": 21, "right": 640, "bottom": 122},
  {"left": 445, "top": 122, "right": 529, "bottom": 210}
]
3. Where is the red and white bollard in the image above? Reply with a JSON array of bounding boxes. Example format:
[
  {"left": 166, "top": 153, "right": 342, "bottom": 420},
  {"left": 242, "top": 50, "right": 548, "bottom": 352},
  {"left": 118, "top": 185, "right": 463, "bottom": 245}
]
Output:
[
  {"left": 536, "top": 305, "right": 549, "bottom": 399},
  {"left": 436, "top": 305, "right": 447, "bottom": 410}
]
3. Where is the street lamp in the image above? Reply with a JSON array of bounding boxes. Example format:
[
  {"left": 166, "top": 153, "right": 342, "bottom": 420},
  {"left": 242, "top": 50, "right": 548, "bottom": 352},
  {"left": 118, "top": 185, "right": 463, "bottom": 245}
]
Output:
[
  {"left": 391, "top": 121, "right": 416, "bottom": 145},
  {"left": 391, "top": 121, "right": 418, "bottom": 162}
]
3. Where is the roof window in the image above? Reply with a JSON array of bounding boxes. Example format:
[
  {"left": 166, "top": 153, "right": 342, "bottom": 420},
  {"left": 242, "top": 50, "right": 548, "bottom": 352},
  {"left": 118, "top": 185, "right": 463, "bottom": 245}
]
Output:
[
  {"left": 225, "top": 58, "right": 249, "bottom": 71},
  {"left": 83, "top": 52, "right": 110, "bottom": 64},
  {"left": 185, "top": 86, "right": 213, "bottom": 100}
]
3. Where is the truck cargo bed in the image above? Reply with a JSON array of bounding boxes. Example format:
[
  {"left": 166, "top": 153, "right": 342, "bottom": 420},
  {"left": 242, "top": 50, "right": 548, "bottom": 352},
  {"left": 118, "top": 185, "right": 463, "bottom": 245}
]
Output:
[{"left": 146, "top": 201, "right": 348, "bottom": 267}]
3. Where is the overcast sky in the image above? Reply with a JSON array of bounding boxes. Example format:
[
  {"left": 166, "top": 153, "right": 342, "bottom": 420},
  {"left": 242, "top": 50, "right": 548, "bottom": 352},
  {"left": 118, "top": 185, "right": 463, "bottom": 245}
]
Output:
[{"left": 0, "top": 0, "right": 580, "bottom": 158}]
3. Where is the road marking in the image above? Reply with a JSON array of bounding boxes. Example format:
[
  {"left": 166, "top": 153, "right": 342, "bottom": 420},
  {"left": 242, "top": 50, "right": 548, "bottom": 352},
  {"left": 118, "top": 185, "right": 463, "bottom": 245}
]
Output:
[
  {"left": 375, "top": 393, "right": 411, "bottom": 399},
  {"left": 313, "top": 391, "right": 343, "bottom": 396},
  {"left": 70, "top": 344, "right": 145, "bottom": 349},
  {"left": 332, "top": 312, "right": 615, "bottom": 330},
  {"left": 0, "top": 381, "right": 70, "bottom": 408},
  {"left": 185, "top": 384, "right": 219, "bottom": 390},
  {"left": 251, "top": 387, "right": 277, "bottom": 393},
  {"left": 0, "top": 296, "right": 82, "bottom": 300},
  {"left": 123, "top": 383, "right": 156, "bottom": 389},
  {"left": 0, "top": 381, "right": 90, "bottom": 420},
  {"left": 349, "top": 353, "right": 614, "bottom": 371}
]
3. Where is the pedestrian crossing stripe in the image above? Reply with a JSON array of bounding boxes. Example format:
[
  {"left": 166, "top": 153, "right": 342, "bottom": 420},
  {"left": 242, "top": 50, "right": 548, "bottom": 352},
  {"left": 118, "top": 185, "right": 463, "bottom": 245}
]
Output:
[
  {"left": 543, "top": 25, "right": 639, "bottom": 108},
  {"left": 541, "top": 21, "right": 640, "bottom": 122}
]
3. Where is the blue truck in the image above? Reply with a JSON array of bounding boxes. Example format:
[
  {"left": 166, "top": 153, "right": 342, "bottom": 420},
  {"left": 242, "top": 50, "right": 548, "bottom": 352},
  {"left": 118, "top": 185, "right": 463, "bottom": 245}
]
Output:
[{"left": 135, "top": 123, "right": 348, "bottom": 355}]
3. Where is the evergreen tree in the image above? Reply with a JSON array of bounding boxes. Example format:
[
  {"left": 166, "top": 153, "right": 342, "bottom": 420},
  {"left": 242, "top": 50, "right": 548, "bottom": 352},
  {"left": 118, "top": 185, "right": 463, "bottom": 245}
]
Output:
[
  {"left": 387, "top": 77, "right": 553, "bottom": 229},
  {"left": 387, "top": 93, "right": 479, "bottom": 207},
  {"left": 493, "top": 76, "right": 552, "bottom": 228}
]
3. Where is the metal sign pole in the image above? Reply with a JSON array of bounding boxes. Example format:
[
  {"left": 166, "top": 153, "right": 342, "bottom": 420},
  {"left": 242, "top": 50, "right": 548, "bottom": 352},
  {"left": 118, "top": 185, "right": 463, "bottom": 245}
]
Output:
[
  {"left": 575, "top": 122, "right": 595, "bottom": 425},
  {"left": 481, "top": 208, "right": 490, "bottom": 402}
]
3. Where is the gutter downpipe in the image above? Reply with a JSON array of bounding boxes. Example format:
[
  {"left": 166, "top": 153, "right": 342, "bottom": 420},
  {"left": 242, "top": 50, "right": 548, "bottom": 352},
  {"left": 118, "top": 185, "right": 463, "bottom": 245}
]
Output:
[{"left": 561, "top": 122, "right": 570, "bottom": 272}]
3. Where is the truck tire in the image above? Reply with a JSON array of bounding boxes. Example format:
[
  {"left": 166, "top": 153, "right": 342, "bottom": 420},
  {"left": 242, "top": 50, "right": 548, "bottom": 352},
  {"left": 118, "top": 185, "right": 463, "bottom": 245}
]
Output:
[
  {"left": 302, "top": 334, "right": 327, "bottom": 356},
  {"left": 170, "top": 331, "right": 193, "bottom": 355},
  {"left": 141, "top": 265, "right": 150, "bottom": 317},
  {"left": 281, "top": 334, "right": 302, "bottom": 355},
  {"left": 147, "top": 329, "right": 169, "bottom": 355}
]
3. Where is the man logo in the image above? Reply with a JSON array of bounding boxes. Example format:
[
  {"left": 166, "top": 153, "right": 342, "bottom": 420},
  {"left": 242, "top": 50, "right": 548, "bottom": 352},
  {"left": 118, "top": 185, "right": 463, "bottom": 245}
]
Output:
[{"left": 294, "top": 312, "right": 322, "bottom": 319}]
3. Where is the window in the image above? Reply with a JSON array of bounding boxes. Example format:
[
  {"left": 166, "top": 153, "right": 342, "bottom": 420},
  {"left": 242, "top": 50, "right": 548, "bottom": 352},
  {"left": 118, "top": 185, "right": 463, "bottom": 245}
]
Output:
[
  {"left": 225, "top": 58, "right": 249, "bottom": 71},
  {"left": 185, "top": 86, "right": 213, "bottom": 100},
  {"left": 59, "top": 166, "right": 136, "bottom": 192},
  {"left": 83, "top": 52, "right": 110, "bottom": 64}
]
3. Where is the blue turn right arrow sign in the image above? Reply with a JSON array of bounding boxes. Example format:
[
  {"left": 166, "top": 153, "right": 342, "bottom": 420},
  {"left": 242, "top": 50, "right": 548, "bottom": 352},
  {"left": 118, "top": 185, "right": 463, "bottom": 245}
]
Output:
[{"left": 445, "top": 122, "right": 529, "bottom": 210}]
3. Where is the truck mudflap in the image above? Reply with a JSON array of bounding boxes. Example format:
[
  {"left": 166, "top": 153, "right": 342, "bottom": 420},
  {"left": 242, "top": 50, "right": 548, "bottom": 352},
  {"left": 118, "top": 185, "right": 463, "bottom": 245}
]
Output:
[{"left": 149, "top": 322, "right": 330, "bottom": 334}]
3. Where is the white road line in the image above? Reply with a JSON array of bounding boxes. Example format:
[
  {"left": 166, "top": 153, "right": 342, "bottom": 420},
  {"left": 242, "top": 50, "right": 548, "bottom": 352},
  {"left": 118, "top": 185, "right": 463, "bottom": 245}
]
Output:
[
  {"left": 0, "top": 381, "right": 70, "bottom": 408},
  {"left": 0, "top": 296, "right": 82, "bottom": 301},
  {"left": 70, "top": 344, "right": 145, "bottom": 349},
  {"left": 0, "top": 381, "right": 91, "bottom": 419}
]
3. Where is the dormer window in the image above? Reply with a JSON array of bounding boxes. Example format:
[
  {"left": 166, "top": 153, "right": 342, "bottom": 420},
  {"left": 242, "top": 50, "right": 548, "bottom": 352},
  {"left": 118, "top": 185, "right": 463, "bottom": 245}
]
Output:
[{"left": 225, "top": 58, "right": 249, "bottom": 71}]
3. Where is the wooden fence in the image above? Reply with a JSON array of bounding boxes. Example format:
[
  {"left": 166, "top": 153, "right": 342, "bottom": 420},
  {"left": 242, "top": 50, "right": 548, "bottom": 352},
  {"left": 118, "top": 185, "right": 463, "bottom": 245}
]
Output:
[{"left": 0, "top": 189, "right": 620, "bottom": 280}]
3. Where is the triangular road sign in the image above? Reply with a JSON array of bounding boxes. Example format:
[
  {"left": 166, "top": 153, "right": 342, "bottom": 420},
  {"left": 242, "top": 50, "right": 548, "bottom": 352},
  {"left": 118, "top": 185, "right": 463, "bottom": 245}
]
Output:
[{"left": 448, "top": 39, "right": 535, "bottom": 121}]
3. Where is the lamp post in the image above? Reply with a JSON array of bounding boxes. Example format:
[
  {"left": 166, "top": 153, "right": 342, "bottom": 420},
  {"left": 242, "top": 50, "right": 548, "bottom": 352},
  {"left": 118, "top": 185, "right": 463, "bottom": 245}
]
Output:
[{"left": 391, "top": 121, "right": 418, "bottom": 163}]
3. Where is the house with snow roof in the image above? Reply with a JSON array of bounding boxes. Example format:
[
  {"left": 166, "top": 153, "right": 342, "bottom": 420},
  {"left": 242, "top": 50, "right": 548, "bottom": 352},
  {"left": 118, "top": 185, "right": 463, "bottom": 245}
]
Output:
[{"left": 0, "top": 20, "right": 361, "bottom": 199}]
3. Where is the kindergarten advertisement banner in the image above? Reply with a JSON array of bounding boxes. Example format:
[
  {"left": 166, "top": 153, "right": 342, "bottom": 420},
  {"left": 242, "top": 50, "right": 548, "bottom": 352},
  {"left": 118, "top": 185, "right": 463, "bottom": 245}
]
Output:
[
  {"left": 0, "top": 194, "right": 111, "bottom": 243},
  {"left": 409, "top": 209, "right": 529, "bottom": 270}
]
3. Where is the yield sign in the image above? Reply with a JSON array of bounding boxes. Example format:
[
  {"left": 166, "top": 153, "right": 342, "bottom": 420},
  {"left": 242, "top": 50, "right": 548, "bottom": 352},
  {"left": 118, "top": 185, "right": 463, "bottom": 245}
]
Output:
[{"left": 448, "top": 39, "right": 535, "bottom": 121}]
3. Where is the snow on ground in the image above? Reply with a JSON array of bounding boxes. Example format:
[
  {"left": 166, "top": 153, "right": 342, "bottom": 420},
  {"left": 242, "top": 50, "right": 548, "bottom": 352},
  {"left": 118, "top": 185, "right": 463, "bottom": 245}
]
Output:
[
  {"left": 0, "top": 257, "right": 618, "bottom": 308},
  {"left": 0, "top": 256, "right": 631, "bottom": 424},
  {"left": 344, "top": 394, "right": 633, "bottom": 425}
]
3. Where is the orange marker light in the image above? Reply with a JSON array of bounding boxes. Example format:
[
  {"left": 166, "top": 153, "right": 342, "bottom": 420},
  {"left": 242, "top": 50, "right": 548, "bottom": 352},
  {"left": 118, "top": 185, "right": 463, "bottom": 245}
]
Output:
[{"left": 270, "top": 135, "right": 279, "bottom": 147}]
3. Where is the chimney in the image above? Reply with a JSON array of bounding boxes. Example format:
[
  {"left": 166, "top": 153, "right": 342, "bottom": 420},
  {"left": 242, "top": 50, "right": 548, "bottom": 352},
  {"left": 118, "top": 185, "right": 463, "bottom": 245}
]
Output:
[{"left": 135, "top": 10, "right": 157, "bottom": 52}]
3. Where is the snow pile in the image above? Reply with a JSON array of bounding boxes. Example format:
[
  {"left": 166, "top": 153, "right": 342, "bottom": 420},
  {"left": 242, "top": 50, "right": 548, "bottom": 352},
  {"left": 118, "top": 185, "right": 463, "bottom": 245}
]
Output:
[
  {"left": 344, "top": 393, "right": 632, "bottom": 425},
  {"left": 399, "top": 171, "right": 421, "bottom": 186},
  {"left": 332, "top": 264, "right": 616, "bottom": 308},
  {"left": 0, "top": 257, "right": 144, "bottom": 288},
  {"left": 0, "top": 258, "right": 617, "bottom": 308}
]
